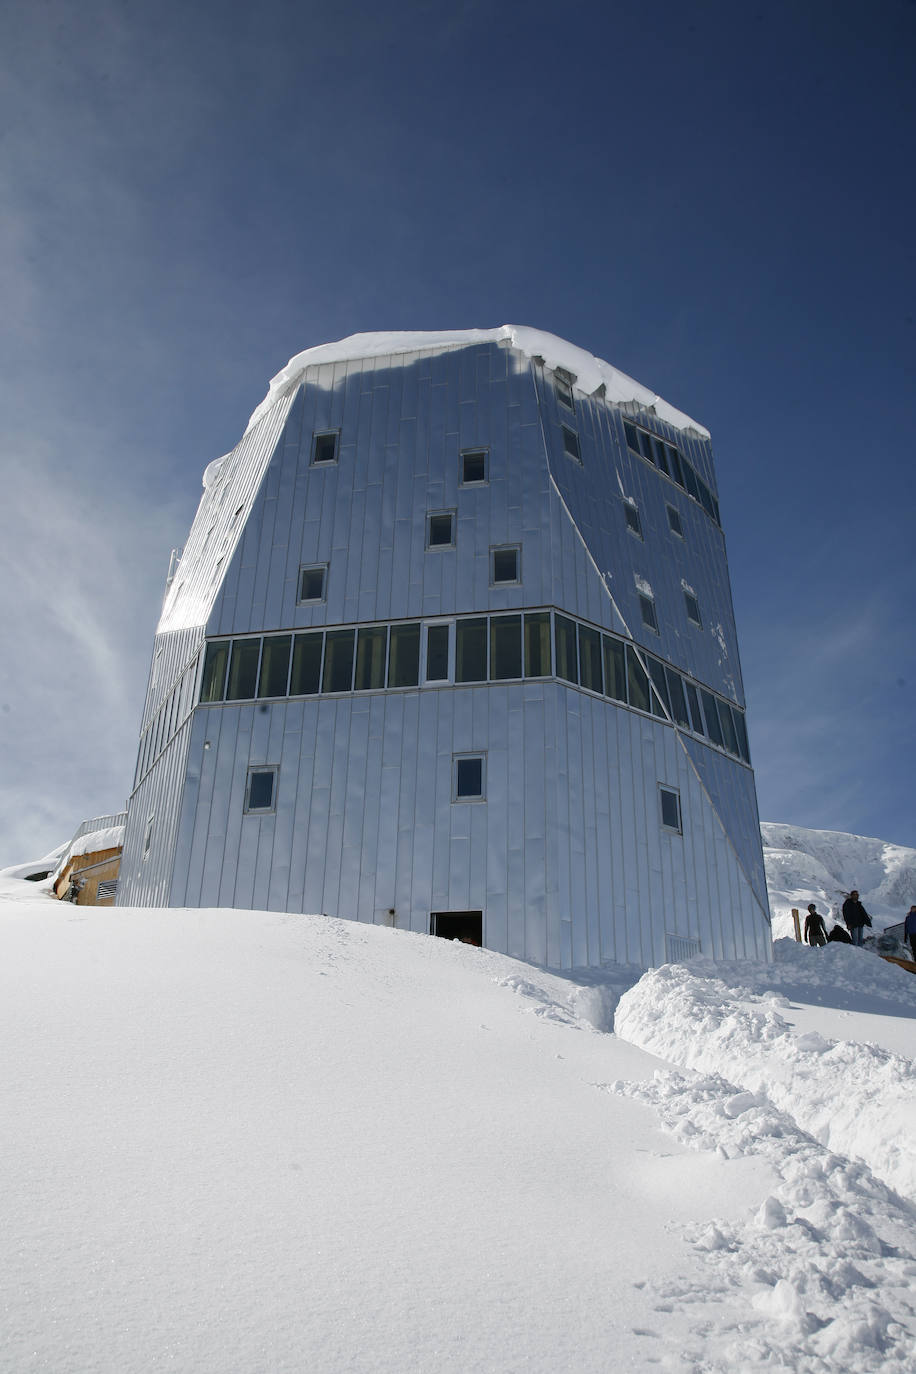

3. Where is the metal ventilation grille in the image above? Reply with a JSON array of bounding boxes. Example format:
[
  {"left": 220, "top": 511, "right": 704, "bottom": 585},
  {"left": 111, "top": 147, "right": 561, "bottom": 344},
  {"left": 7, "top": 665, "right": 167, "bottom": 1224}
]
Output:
[
  {"left": 96, "top": 880, "right": 118, "bottom": 901},
  {"left": 665, "top": 934, "right": 701, "bottom": 963}
]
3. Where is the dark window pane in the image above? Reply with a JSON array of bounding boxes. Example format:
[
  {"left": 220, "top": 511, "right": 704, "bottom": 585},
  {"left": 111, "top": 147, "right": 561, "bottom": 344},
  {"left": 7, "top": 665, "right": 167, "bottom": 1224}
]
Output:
[
  {"left": 700, "top": 690, "right": 725, "bottom": 747},
  {"left": 323, "top": 630, "right": 355, "bottom": 692},
  {"left": 299, "top": 566, "right": 326, "bottom": 602},
  {"left": 247, "top": 770, "right": 275, "bottom": 811},
  {"left": 652, "top": 437, "right": 670, "bottom": 476},
  {"left": 490, "top": 616, "right": 522, "bottom": 680},
  {"left": 492, "top": 547, "right": 519, "bottom": 583},
  {"left": 313, "top": 431, "right": 339, "bottom": 464},
  {"left": 388, "top": 624, "right": 420, "bottom": 687},
  {"left": 258, "top": 635, "right": 292, "bottom": 698},
  {"left": 684, "top": 592, "right": 702, "bottom": 626},
  {"left": 667, "top": 505, "right": 683, "bottom": 537},
  {"left": 456, "top": 618, "right": 487, "bottom": 682},
  {"left": 639, "top": 595, "right": 658, "bottom": 633},
  {"left": 579, "top": 626, "right": 603, "bottom": 693},
  {"left": 455, "top": 756, "right": 483, "bottom": 798},
  {"left": 684, "top": 681, "right": 705, "bottom": 734},
  {"left": 712, "top": 495, "right": 721, "bottom": 526},
  {"left": 562, "top": 426, "right": 581, "bottom": 462},
  {"left": 427, "top": 512, "right": 454, "bottom": 547},
  {"left": 226, "top": 639, "right": 260, "bottom": 700},
  {"left": 638, "top": 429, "right": 655, "bottom": 463},
  {"left": 627, "top": 646, "right": 650, "bottom": 712},
  {"left": 524, "top": 612, "right": 551, "bottom": 677},
  {"left": 426, "top": 624, "right": 450, "bottom": 681},
  {"left": 200, "top": 641, "right": 229, "bottom": 703},
  {"left": 666, "top": 669, "right": 690, "bottom": 727},
  {"left": 554, "top": 615, "right": 578, "bottom": 683},
  {"left": 667, "top": 445, "right": 684, "bottom": 486},
  {"left": 719, "top": 700, "right": 740, "bottom": 756},
  {"left": 682, "top": 461, "right": 700, "bottom": 501},
  {"left": 290, "top": 633, "right": 323, "bottom": 695},
  {"left": 647, "top": 657, "right": 670, "bottom": 718},
  {"left": 733, "top": 709, "right": 750, "bottom": 763},
  {"left": 555, "top": 377, "right": 574, "bottom": 411},
  {"left": 355, "top": 627, "right": 387, "bottom": 690},
  {"left": 660, "top": 788, "right": 681, "bottom": 831},
  {"left": 623, "top": 421, "right": 639, "bottom": 453},
  {"left": 699, "top": 480, "right": 717, "bottom": 521},
  {"left": 603, "top": 637, "right": 627, "bottom": 702},
  {"left": 461, "top": 450, "right": 487, "bottom": 484},
  {"left": 624, "top": 503, "right": 642, "bottom": 536}
]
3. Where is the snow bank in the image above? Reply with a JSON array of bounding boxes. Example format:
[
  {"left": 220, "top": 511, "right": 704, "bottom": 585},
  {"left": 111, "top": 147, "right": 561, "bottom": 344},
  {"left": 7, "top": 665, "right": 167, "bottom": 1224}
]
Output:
[
  {"left": 245, "top": 326, "right": 710, "bottom": 438},
  {"left": 614, "top": 949, "right": 916, "bottom": 1202}
]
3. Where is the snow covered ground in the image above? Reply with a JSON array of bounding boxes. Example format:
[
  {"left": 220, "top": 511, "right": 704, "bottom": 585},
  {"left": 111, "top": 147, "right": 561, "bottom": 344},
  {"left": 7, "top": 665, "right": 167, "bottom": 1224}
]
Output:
[
  {"left": 2, "top": 876, "right": 915, "bottom": 1373},
  {"left": 762, "top": 822, "right": 916, "bottom": 942}
]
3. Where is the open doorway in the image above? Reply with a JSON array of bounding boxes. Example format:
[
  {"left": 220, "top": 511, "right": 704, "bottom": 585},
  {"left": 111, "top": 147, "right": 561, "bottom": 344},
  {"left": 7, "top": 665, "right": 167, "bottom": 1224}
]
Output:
[{"left": 430, "top": 911, "right": 483, "bottom": 946}]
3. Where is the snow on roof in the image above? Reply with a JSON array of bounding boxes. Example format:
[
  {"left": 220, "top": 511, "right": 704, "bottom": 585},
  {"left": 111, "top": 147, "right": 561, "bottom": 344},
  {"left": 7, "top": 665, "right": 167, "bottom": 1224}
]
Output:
[
  {"left": 51, "top": 825, "right": 125, "bottom": 883},
  {"left": 245, "top": 326, "right": 710, "bottom": 440}
]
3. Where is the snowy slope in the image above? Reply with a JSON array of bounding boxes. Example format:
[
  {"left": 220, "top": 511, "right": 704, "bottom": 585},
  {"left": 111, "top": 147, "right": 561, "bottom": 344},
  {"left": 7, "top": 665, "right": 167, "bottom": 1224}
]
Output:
[
  {"left": 2, "top": 876, "right": 915, "bottom": 1373},
  {"left": 762, "top": 822, "right": 916, "bottom": 940}
]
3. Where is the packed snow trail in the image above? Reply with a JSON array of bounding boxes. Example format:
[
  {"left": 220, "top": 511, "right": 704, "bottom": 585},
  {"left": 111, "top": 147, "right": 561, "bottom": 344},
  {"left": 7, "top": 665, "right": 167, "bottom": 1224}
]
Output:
[{"left": 608, "top": 1068, "right": 916, "bottom": 1373}]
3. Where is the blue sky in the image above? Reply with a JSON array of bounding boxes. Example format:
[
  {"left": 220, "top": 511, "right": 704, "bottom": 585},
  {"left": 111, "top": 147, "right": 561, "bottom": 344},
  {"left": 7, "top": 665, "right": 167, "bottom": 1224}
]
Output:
[{"left": 1, "top": 0, "right": 914, "bottom": 866}]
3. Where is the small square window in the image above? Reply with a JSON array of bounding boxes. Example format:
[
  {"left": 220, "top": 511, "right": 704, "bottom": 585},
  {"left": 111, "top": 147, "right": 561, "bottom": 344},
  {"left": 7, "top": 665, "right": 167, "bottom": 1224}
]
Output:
[
  {"left": 561, "top": 426, "right": 582, "bottom": 463},
  {"left": 660, "top": 786, "right": 682, "bottom": 833},
  {"left": 245, "top": 767, "right": 277, "bottom": 813},
  {"left": 623, "top": 502, "right": 642, "bottom": 538},
  {"left": 460, "top": 449, "right": 488, "bottom": 485},
  {"left": 684, "top": 591, "right": 702, "bottom": 626},
  {"left": 312, "top": 431, "right": 340, "bottom": 465},
  {"left": 453, "top": 754, "right": 485, "bottom": 800},
  {"left": 639, "top": 593, "right": 659, "bottom": 633},
  {"left": 667, "top": 505, "right": 684, "bottom": 537},
  {"left": 427, "top": 511, "right": 455, "bottom": 548},
  {"left": 491, "top": 546, "right": 520, "bottom": 585},
  {"left": 298, "top": 565, "right": 327, "bottom": 603},
  {"left": 554, "top": 374, "right": 575, "bottom": 411}
]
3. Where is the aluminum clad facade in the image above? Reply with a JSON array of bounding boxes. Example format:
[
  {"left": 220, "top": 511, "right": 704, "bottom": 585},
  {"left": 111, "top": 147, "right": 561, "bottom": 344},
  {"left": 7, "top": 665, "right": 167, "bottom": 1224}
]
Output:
[{"left": 118, "top": 333, "right": 771, "bottom": 968}]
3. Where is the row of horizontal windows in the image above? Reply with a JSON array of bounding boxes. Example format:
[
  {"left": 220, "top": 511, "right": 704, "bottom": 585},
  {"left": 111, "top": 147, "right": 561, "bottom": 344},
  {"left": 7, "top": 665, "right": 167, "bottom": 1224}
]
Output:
[
  {"left": 198, "top": 611, "right": 750, "bottom": 764},
  {"left": 549, "top": 372, "right": 720, "bottom": 529},
  {"left": 135, "top": 657, "right": 200, "bottom": 788},
  {"left": 622, "top": 420, "right": 721, "bottom": 527}
]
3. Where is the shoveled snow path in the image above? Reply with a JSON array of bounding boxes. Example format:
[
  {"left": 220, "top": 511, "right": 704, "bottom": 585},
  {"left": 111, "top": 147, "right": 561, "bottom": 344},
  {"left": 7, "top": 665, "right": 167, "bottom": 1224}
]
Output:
[{"left": 613, "top": 944, "right": 916, "bottom": 1203}]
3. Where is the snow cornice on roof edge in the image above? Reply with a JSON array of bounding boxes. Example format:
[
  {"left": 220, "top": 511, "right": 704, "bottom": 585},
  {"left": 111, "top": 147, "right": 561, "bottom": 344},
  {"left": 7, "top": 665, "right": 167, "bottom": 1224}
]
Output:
[{"left": 245, "top": 326, "right": 710, "bottom": 440}]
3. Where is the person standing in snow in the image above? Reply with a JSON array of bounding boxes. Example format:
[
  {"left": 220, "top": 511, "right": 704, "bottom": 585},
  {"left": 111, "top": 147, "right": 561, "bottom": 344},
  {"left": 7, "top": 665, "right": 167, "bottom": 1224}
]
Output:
[
  {"left": 905, "top": 904, "right": 916, "bottom": 962},
  {"left": 804, "top": 905, "right": 828, "bottom": 947},
  {"left": 842, "top": 890, "right": 872, "bottom": 947}
]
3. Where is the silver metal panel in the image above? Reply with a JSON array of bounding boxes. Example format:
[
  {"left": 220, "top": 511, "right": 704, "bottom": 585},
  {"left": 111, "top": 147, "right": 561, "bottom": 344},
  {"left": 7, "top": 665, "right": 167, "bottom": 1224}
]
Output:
[{"left": 119, "top": 337, "right": 770, "bottom": 968}]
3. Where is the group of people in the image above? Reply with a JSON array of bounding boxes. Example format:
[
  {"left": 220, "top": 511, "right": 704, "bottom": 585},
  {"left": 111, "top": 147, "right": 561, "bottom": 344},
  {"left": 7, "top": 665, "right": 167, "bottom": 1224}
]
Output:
[{"left": 804, "top": 893, "right": 916, "bottom": 961}]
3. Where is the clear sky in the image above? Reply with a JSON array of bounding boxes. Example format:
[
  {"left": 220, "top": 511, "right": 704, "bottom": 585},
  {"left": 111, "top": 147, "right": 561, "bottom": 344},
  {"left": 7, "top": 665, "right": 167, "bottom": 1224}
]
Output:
[{"left": 1, "top": 0, "right": 914, "bottom": 866}]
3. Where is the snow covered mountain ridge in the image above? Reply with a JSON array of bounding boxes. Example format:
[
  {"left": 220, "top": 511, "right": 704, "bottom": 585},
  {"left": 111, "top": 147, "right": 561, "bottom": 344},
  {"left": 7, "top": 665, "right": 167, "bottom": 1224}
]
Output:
[{"left": 762, "top": 822, "right": 916, "bottom": 941}]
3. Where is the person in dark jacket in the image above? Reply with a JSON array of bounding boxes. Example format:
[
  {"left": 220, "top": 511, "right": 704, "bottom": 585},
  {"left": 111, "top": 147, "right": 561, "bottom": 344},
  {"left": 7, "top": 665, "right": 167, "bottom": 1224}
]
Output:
[
  {"left": 842, "top": 890, "right": 872, "bottom": 946},
  {"left": 804, "top": 904, "right": 828, "bottom": 947},
  {"left": 827, "top": 924, "right": 852, "bottom": 943},
  {"left": 905, "top": 904, "right": 916, "bottom": 962}
]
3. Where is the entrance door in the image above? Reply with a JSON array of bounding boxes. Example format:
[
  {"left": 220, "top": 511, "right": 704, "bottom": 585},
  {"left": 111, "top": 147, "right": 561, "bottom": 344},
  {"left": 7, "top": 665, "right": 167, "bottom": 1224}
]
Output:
[{"left": 430, "top": 911, "right": 483, "bottom": 946}]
